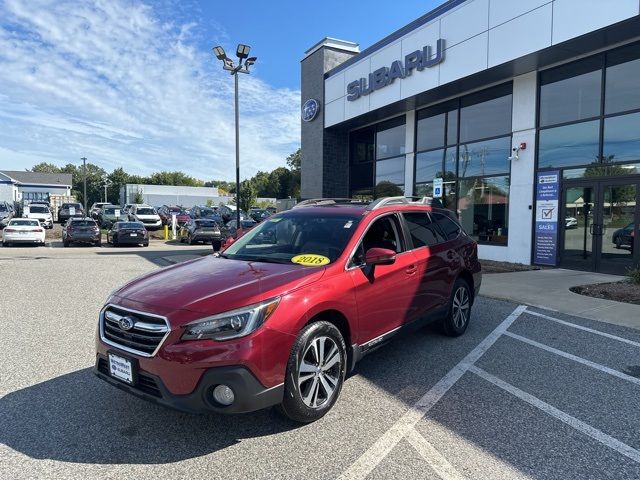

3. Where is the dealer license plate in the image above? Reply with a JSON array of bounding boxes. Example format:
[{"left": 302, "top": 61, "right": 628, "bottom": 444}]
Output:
[
  {"left": 130, "top": 233, "right": 138, "bottom": 237},
  {"left": 108, "top": 353, "right": 133, "bottom": 384}
]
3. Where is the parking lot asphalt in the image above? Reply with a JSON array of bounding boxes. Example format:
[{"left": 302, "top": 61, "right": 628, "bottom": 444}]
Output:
[{"left": 1, "top": 246, "right": 639, "bottom": 479}]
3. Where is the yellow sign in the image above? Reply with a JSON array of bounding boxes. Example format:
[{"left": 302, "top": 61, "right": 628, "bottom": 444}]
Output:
[{"left": 291, "top": 254, "right": 330, "bottom": 266}]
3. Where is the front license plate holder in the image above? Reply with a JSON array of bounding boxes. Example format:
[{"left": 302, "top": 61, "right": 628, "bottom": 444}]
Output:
[{"left": 108, "top": 352, "right": 137, "bottom": 385}]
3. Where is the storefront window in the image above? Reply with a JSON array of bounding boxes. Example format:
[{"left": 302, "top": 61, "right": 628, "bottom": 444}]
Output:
[
  {"left": 458, "top": 136, "right": 511, "bottom": 177},
  {"left": 605, "top": 44, "right": 640, "bottom": 114},
  {"left": 416, "top": 113, "right": 445, "bottom": 152},
  {"left": 460, "top": 94, "right": 512, "bottom": 143},
  {"left": 458, "top": 176, "right": 510, "bottom": 245},
  {"left": 538, "top": 120, "right": 600, "bottom": 169},
  {"left": 415, "top": 149, "right": 446, "bottom": 183},
  {"left": 603, "top": 112, "right": 640, "bottom": 162},
  {"left": 376, "top": 118, "right": 405, "bottom": 159},
  {"left": 539, "top": 59, "right": 601, "bottom": 127},
  {"left": 563, "top": 163, "right": 640, "bottom": 179},
  {"left": 376, "top": 156, "right": 405, "bottom": 185}
]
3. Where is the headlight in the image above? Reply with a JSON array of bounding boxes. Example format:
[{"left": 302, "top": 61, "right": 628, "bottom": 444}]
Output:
[{"left": 181, "top": 297, "right": 280, "bottom": 341}]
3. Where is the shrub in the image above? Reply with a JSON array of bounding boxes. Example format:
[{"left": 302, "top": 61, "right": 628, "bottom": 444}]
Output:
[{"left": 628, "top": 267, "right": 640, "bottom": 285}]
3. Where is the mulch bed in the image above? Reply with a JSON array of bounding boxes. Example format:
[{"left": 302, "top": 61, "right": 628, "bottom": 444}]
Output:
[
  {"left": 481, "top": 260, "right": 544, "bottom": 274},
  {"left": 571, "top": 281, "right": 640, "bottom": 305}
]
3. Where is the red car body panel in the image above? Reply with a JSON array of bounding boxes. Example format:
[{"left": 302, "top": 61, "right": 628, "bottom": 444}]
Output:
[{"left": 95, "top": 203, "right": 481, "bottom": 410}]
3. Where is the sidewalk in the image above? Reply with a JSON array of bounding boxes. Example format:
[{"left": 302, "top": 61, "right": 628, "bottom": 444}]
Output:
[{"left": 481, "top": 268, "right": 640, "bottom": 329}]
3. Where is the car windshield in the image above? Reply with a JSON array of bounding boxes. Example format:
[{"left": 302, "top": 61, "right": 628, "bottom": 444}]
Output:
[
  {"left": 63, "top": 203, "right": 81, "bottom": 209},
  {"left": 29, "top": 206, "right": 48, "bottom": 213},
  {"left": 222, "top": 213, "right": 361, "bottom": 264},
  {"left": 169, "top": 207, "right": 182, "bottom": 213},
  {"left": 136, "top": 208, "right": 155, "bottom": 215},
  {"left": 10, "top": 219, "right": 39, "bottom": 227},
  {"left": 117, "top": 222, "right": 144, "bottom": 229},
  {"left": 241, "top": 220, "right": 256, "bottom": 228},
  {"left": 104, "top": 207, "right": 118, "bottom": 214},
  {"left": 201, "top": 208, "right": 215, "bottom": 216},
  {"left": 71, "top": 220, "right": 96, "bottom": 227},
  {"left": 0, "top": 205, "right": 7, "bottom": 212}
]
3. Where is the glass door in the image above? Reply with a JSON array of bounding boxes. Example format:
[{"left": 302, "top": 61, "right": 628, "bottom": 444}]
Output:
[
  {"left": 560, "top": 185, "right": 597, "bottom": 271},
  {"left": 560, "top": 179, "right": 639, "bottom": 274},
  {"left": 598, "top": 180, "right": 638, "bottom": 275}
]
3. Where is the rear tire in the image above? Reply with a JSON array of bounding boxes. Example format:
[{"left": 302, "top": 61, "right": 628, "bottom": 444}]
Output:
[
  {"left": 441, "top": 278, "right": 472, "bottom": 337},
  {"left": 615, "top": 236, "right": 622, "bottom": 249},
  {"left": 212, "top": 240, "right": 221, "bottom": 251},
  {"left": 188, "top": 234, "right": 195, "bottom": 245},
  {"left": 63, "top": 240, "right": 69, "bottom": 248},
  {"left": 278, "top": 321, "right": 346, "bottom": 423}
]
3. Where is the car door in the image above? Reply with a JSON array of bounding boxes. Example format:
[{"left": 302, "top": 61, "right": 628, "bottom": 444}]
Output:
[
  {"left": 401, "top": 211, "right": 451, "bottom": 317},
  {"left": 348, "top": 213, "right": 421, "bottom": 344}
]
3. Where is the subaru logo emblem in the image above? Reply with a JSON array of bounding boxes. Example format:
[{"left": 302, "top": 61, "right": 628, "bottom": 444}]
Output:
[
  {"left": 118, "top": 316, "right": 134, "bottom": 331},
  {"left": 302, "top": 98, "right": 319, "bottom": 122}
]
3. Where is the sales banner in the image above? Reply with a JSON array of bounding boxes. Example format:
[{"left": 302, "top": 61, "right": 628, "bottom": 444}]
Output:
[{"left": 534, "top": 171, "right": 559, "bottom": 265}]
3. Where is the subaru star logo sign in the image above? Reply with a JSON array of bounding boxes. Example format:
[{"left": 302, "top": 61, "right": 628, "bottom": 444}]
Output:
[
  {"left": 118, "top": 316, "right": 134, "bottom": 331},
  {"left": 302, "top": 98, "right": 319, "bottom": 122}
]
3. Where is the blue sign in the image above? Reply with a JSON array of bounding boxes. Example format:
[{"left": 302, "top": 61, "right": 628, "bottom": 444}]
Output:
[
  {"left": 534, "top": 171, "right": 559, "bottom": 265},
  {"left": 302, "top": 99, "right": 319, "bottom": 122}
]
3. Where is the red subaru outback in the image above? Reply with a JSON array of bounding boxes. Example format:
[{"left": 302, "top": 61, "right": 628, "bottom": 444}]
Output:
[{"left": 95, "top": 197, "right": 481, "bottom": 423}]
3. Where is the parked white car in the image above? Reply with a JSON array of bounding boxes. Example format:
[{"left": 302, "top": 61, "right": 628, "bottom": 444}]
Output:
[
  {"left": 24, "top": 204, "right": 53, "bottom": 229},
  {"left": 128, "top": 204, "right": 162, "bottom": 230},
  {"left": 2, "top": 218, "right": 46, "bottom": 246}
]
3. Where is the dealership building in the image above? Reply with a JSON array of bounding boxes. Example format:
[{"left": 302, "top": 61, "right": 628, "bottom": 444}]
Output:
[{"left": 300, "top": 0, "right": 640, "bottom": 275}]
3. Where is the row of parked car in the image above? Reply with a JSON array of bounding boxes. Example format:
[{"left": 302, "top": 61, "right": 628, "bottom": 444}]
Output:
[{"left": 1, "top": 200, "right": 276, "bottom": 249}]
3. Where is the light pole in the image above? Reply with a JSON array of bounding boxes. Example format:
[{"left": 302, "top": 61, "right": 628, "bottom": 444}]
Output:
[
  {"left": 81, "top": 157, "right": 87, "bottom": 214},
  {"left": 103, "top": 178, "right": 112, "bottom": 203},
  {"left": 212, "top": 44, "right": 257, "bottom": 228}
]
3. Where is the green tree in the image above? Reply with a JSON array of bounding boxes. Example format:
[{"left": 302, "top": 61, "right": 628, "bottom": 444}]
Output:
[
  {"left": 107, "top": 167, "right": 129, "bottom": 205},
  {"left": 238, "top": 179, "right": 256, "bottom": 212},
  {"left": 30, "top": 162, "right": 62, "bottom": 173},
  {"left": 374, "top": 181, "right": 404, "bottom": 199}
]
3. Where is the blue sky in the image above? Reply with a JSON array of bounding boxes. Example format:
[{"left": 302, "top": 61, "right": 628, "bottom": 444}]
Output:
[{"left": 0, "top": 0, "right": 441, "bottom": 180}]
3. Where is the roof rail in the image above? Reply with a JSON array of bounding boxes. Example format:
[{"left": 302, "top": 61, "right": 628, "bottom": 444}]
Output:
[
  {"left": 292, "top": 198, "right": 369, "bottom": 208},
  {"left": 366, "top": 196, "right": 435, "bottom": 210}
]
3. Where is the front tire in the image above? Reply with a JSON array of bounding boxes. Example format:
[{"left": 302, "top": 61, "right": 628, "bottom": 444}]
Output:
[
  {"left": 442, "top": 278, "right": 472, "bottom": 337},
  {"left": 278, "top": 321, "right": 346, "bottom": 423}
]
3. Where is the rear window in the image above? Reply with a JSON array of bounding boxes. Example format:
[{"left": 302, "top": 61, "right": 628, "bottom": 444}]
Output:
[
  {"left": 136, "top": 208, "right": 155, "bottom": 215},
  {"left": 241, "top": 220, "right": 257, "bottom": 228},
  {"left": 10, "top": 219, "right": 39, "bottom": 226},
  {"left": 71, "top": 220, "right": 97, "bottom": 227},
  {"left": 196, "top": 220, "right": 217, "bottom": 227},
  {"left": 103, "top": 207, "right": 117, "bottom": 214},
  {"left": 62, "top": 203, "right": 81, "bottom": 209},
  {"left": 29, "top": 206, "right": 48, "bottom": 213},
  {"left": 118, "top": 222, "right": 144, "bottom": 229},
  {"left": 0, "top": 205, "right": 7, "bottom": 212}
]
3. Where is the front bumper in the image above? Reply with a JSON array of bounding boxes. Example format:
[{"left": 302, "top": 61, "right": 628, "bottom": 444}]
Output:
[{"left": 94, "top": 355, "right": 283, "bottom": 414}]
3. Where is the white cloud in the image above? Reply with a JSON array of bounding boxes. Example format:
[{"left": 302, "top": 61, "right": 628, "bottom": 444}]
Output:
[{"left": 0, "top": 0, "right": 300, "bottom": 180}]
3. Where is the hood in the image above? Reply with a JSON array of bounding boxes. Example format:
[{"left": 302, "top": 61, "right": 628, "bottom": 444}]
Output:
[{"left": 113, "top": 255, "right": 325, "bottom": 317}]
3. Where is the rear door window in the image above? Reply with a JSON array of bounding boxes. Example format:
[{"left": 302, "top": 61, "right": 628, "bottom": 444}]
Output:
[
  {"left": 432, "top": 212, "right": 462, "bottom": 241},
  {"left": 403, "top": 212, "right": 445, "bottom": 248}
]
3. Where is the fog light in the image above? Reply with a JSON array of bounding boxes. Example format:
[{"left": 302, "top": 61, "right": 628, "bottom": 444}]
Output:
[{"left": 212, "top": 385, "right": 235, "bottom": 406}]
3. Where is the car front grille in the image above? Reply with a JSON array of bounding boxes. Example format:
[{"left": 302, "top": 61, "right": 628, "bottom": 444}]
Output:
[
  {"left": 97, "top": 357, "right": 162, "bottom": 397},
  {"left": 100, "top": 305, "right": 169, "bottom": 357}
]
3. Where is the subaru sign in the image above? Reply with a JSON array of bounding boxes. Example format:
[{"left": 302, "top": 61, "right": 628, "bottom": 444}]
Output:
[{"left": 347, "top": 39, "right": 445, "bottom": 101}]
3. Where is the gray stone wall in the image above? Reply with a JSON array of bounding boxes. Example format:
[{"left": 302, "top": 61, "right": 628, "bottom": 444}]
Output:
[{"left": 301, "top": 44, "right": 357, "bottom": 199}]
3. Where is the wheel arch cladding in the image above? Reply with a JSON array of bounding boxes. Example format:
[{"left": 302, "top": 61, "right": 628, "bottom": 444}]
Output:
[
  {"left": 305, "top": 309, "right": 352, "bottom": 354},
  {"left": 458, "top": 270, "right": 474, "bottom": 300}
]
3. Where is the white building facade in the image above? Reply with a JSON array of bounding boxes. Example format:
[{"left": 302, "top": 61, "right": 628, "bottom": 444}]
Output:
[{"left": 301, "top": 0, "right": 640, "bottom": 274}]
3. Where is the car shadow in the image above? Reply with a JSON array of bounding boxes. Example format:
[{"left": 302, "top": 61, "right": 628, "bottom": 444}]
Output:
[{"left": 0, "top": 367, "right": 297, "bottom": 464}]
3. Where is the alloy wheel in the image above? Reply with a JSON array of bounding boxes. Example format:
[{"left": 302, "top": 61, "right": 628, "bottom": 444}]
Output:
[
  {"left": 452, "top": 286, "right": 470, "bottom": 329},
  {"left": 298, "top": 336, "right": 342, "bottom": 409}
]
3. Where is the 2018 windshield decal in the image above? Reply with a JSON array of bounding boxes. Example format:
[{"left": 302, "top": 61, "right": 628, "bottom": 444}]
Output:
[{"left": 346, "top": 39, "right": 445, "bottom": 102}]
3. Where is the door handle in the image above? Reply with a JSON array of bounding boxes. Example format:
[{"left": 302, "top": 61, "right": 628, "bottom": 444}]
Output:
[{"left": 406, "top": 265, "right": 417, "bottom": 274}]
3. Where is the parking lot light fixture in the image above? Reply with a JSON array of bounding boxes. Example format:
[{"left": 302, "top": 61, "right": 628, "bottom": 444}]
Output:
[{"left": 212, "top": 42, "right": 257, "bottom": 227}]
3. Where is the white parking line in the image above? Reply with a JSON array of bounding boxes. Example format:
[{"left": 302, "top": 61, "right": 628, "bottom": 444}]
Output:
[
  {"left": 470, "top": 366, "right": 640, "bottom": 464},
  {"left": 504, "top": 331, "right": 640, "bottom": 386},
  {"left": 405, "top": 428, "right": 468, "bottom": 480},
  {"left": 525, "top": 309, "right": 640, "bottom": 348},
  {"left": 337, "top": 304, "right": 528, "bottom": 480}
]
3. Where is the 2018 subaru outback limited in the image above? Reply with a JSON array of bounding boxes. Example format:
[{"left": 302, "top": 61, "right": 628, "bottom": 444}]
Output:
[{"left": 95, "top": 197, "right": 481, "bottom": 423}]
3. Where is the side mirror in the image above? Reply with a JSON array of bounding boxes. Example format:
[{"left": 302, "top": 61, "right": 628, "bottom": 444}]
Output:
[{"left": 365, "top": 247, "right": 396, "bottom": 266}]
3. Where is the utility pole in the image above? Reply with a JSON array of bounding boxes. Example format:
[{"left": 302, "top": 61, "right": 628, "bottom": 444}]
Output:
[{"left": 81, "top": 157, "right": 87, "bottom": 214}]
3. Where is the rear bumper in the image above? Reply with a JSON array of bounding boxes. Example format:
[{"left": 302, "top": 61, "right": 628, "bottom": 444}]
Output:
[
  {"left": 3, "top": 233, "right": 44, "bottom": 243},
  {"left": 68, "top": 234, "right": 101, "bottom": 243},
  {"left": 94, "top": 354, "right": 283, "bottom": 414},
  {"left": 115, "top": 236, "right": 147, "bottom": 244}
]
